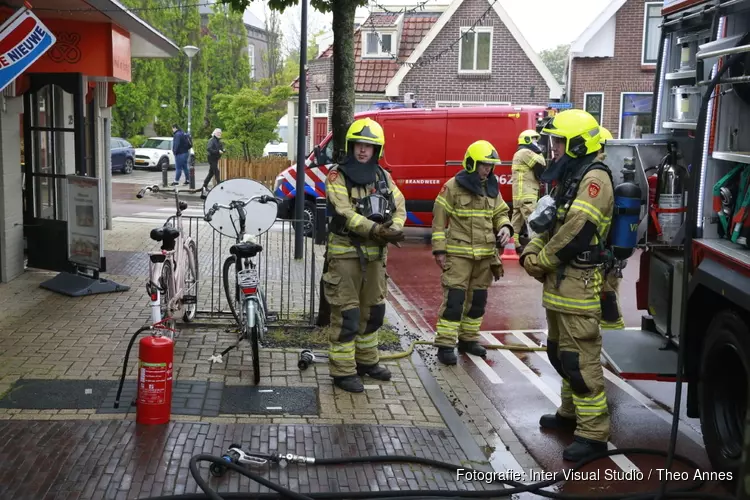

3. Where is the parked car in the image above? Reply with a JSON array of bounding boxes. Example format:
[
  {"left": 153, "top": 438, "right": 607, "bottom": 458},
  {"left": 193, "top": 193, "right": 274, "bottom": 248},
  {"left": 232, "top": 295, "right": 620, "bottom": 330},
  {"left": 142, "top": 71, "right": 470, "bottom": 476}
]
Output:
[
  {"left": 133, "top": 136, "right": 196, "bottom": 171},
  {"left": 110, "top": 137, "right": 135, "bottom": 174},
  {"left": 274, "top": 105, "right": 549, "bottom": 235},
  {"left": 263, "top": 114, "right": 288, "bottom": 157}
]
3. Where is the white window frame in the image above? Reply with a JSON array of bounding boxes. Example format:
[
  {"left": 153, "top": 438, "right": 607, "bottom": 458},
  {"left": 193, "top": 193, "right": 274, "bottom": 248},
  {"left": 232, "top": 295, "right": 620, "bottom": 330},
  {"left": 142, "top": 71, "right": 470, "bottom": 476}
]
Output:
[
  {"left": 583, "top": 92, "right": 604, "bottom": 125},
  {"left": 249, "top": 44, "right": 255, "bottom": 79},
  {"left": 434, "top": 101, "right": 510, "bottom": 108},
  {"left": 362, "top": 30, "right": 396, "bottom": 58},
  {"left": 458, "top": 26, "right": 493, "bottom": 74},
  {"left": 642, "top": 2, "right": 662, "bottom": 66},
  {"left": 618, "top": 92, "right": 654, "bottom": 139}
]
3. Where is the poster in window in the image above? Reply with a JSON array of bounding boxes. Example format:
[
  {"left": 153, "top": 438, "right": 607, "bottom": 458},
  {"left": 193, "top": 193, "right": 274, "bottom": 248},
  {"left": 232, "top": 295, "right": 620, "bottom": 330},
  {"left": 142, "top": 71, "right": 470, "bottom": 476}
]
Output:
[{"left": 66, "top": 175, "right": 102, "bottom": 270}]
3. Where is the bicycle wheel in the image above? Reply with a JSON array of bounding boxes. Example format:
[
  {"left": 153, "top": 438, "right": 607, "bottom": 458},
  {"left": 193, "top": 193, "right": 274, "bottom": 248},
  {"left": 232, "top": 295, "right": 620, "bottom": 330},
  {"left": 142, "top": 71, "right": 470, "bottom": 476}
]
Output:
[
  {"left": 251, "top": 323, "right": 260, "bottom": 385},
  {"left": 160, "top": 260, "right": 176, "bottom": 331},
  {"left": 182, "top": 240, "right": 198, "bottom": 322},
  {"left": 222, "top": 255, "right": 241, "bottom": 325}
]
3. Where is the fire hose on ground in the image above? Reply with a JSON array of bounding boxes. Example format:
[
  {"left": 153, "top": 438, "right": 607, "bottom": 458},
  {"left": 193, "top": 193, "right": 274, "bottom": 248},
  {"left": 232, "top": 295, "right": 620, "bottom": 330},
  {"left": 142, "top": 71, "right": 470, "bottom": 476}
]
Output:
[
  {"left": 297, "top": 340, "right": 546, "bottom": 370},
  {"left": 134, "top": 443, "right": 733, "bottom": 500}
]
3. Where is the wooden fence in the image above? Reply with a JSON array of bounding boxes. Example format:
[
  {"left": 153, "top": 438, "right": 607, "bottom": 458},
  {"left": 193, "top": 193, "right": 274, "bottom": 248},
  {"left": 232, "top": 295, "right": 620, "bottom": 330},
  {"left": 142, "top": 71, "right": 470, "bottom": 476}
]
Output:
[{"left": 218, "top": 157, "right": 292, "bottom": 188}]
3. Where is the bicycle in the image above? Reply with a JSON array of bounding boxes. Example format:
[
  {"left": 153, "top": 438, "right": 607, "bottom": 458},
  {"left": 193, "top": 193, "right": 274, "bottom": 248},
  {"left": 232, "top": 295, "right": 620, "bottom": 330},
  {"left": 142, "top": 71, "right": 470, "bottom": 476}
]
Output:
[
  {"left": 204, "top": 193, "right": 278, "bottom": 384},
  {"left": 137, "top": 185, "right": 199, "bottom": 335}
]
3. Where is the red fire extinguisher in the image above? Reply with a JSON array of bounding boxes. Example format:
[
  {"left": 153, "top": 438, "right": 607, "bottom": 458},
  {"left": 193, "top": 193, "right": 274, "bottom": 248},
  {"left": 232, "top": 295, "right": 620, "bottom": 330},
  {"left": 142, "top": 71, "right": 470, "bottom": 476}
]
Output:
[
  {"left": 137, "top": 334, "right": 174, "bottom": 425},
  {"left": 114, "top": 322, "right": 175, "bottom": 425}
]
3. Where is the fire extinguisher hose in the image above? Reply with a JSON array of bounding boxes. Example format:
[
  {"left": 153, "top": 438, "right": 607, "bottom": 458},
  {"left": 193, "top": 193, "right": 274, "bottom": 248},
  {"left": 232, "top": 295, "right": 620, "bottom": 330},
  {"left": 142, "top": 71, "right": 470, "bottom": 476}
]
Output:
[
  {"left": 131, "top": 447, "right": 734, "bottom": 500},
  {"left": 114, "top": 320, "right": 176, "bottom": 409}
]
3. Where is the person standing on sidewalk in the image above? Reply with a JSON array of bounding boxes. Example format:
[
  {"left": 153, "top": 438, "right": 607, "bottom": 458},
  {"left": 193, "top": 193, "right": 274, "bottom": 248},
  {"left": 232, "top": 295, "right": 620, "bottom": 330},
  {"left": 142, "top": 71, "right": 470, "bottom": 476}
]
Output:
[
  {"left": 201, "top": 128, "right": 225, "bottom": 198},
  {"left": 431, "top": 140, "right": 513, "bottom": 366},
  {"left": 321, "top": 118, "right": 406, "bottom": 393},
  {"left": 172, "top": 124, "right": 191, "bottom": 186},
  {"left": 511, "top": 129, "right": 546, "bottom": 254},
  {"left": 520, "top": 109, "right": 614, "bottom": 462}
]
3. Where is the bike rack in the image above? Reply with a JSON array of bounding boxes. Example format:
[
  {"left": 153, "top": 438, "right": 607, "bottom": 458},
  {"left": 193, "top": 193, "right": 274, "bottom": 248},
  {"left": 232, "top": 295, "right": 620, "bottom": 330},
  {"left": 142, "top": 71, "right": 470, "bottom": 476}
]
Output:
[{"left": 162, "top": 214, "right": 322, "bottom": 331}]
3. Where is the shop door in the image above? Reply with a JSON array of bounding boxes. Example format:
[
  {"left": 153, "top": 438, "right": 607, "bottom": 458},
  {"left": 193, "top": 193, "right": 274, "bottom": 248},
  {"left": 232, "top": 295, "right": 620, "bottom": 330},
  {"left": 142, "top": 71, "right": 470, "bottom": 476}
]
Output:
[{"left": 22, "top": 74, "right": 86, "bottom": 273}]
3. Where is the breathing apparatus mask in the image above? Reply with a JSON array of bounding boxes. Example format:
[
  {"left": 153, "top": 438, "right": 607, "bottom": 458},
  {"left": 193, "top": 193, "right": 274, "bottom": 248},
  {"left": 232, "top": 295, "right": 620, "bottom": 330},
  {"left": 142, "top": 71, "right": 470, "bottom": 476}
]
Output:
[
  {"left": 356, "top": 182, "right": 394, "bottom": 223},
  {"left": 528, "top": 195, "right": 558, "bottom": 234}
]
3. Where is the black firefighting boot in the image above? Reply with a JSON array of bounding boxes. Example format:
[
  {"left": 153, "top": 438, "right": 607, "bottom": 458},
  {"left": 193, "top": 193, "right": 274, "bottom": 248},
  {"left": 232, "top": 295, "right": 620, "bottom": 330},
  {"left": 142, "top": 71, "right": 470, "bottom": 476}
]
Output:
[
  {"left": 357, "top": 363, "right": 392, "bottom": 381},
  {"left": 437, "top": 347, "right": 457, "bottom": 365},
  {"left": 562, "top": 436, "right": 608, "bottom": 462},
  {"left": 458, "top": 340, "right": 486, "bottom": 357},
  {"left": 333, "top": 375, "right": 364, "bottom": 393},
  {"left": 539, "top": 412, "right": 577, "bottom": 431}
]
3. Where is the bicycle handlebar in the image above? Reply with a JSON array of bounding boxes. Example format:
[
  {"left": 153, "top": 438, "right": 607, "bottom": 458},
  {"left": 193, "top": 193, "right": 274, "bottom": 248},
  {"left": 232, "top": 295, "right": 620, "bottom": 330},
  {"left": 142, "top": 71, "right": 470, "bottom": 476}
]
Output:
[
  {"left": 204, "top": 194, "right": 277, "bottom": 222},
  {"left": 136, "top": 185, "right": 160, "bottom": 199}
]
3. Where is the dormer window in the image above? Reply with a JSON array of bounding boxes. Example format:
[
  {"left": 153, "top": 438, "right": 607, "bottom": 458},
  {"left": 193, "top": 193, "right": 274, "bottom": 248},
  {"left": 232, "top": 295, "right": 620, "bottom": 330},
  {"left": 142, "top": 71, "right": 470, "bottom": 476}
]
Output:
[{"left": 363, "top": 30, "right": 394, "bottom": 58}]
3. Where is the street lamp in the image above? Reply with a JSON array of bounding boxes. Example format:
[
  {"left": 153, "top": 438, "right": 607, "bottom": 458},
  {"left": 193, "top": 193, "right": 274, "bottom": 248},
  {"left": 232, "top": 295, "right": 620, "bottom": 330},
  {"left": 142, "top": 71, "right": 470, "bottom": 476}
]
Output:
[{"left": 183, "top": 45, "right": 199, "bottom": 189}]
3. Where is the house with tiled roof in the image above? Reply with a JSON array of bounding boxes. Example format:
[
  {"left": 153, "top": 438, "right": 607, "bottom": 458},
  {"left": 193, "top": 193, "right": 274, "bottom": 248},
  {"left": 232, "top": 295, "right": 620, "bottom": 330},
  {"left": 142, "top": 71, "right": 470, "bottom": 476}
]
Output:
[{"left": 286, "top": 0, "right": 563, "bottom": 161}]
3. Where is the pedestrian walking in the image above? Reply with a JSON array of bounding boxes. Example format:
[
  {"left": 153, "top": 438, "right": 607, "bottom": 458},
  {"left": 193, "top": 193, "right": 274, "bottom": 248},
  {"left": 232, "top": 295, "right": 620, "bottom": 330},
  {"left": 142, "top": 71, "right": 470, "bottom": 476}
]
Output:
[
  {"left": 202, "top": 128, "right": 225, "bottom": 198},
  {"left": 171, "top": 124, "right": 191, "bottom": 186}
]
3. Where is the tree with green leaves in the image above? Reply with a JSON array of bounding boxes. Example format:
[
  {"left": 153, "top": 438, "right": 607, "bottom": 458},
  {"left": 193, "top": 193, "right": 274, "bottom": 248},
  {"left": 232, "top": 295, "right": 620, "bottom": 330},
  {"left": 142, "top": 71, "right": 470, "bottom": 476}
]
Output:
[
  {"left": 539, "top": 44, "right": 570, "bottom": 86},
  {"left": 220, "top": 0, "right": 367, "bottom": 160},
  {"left": 213, "top": 84, "right": 293, "bottom": 160},
  {"left": 203, "top": 3, "right": 252, "bottom": 133}
]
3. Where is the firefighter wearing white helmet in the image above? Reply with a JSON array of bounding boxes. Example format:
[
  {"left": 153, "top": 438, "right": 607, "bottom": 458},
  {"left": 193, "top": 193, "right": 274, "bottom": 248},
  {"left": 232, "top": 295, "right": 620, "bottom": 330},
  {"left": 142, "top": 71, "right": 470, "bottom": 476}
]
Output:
[
  {"left": 322, "top": 117, "right": 407, "bottom": 393},
  {"left": 431, "top": 140, "right": 513, "bottom": 365},
  {"left": 596, "top": 126, "right": 625, "bottom": 329},
  {"left": 520, "top": 109, "right": 615, "bottom": 462},
  {"left": 511, "top": 129, "right": 546, "bottom": 253}
]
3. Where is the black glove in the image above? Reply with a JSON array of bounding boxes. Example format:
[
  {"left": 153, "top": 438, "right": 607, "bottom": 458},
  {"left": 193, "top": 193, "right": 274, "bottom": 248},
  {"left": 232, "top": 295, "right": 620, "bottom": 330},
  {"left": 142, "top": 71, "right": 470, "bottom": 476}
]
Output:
[{"left": 370, "top": 220, "right": 405, "bottom": 245}]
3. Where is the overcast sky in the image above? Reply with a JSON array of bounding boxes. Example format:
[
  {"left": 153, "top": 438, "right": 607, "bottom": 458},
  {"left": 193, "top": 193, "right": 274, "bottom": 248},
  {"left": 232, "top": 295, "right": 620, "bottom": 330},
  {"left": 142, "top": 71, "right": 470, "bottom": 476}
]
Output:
[{"left": 246, "top": 0, "right": 611, "bottom": 53}]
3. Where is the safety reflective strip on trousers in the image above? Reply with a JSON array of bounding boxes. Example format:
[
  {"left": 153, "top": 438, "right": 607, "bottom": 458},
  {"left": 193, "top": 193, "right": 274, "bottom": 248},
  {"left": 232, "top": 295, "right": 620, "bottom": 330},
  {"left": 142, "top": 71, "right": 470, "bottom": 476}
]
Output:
[
  {"left": 600, "top": 318, "right": 625, "bottom": 329},
  {"left": 460, "top": 317, "right": 483, "bottom": 333},
  {"left": 355, "top": 332, "right": 378, "bottom": 350},
  {"left": 436, "top": 318, "right": 460, "bottom": 336},
  {"left": 573, "top": 391, "right": 608, "bottom": 417},
  {"left": 329, "top": 341, "right": 355, "bottom": 362}
]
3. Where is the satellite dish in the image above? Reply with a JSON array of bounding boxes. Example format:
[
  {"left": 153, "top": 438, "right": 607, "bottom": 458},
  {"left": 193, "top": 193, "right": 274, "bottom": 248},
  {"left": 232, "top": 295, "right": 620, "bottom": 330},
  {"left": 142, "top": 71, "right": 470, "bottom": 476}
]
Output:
[{"left": 203, "top": 178, "right": 277, "bottom": 239}]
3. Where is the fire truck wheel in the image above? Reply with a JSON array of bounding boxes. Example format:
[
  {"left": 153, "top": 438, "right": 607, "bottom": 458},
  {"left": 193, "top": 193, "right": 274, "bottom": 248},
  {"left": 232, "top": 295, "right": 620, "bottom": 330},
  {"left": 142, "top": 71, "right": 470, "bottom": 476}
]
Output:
[{"left": 698, "top": 308, "right": 749, "bottom": 488}]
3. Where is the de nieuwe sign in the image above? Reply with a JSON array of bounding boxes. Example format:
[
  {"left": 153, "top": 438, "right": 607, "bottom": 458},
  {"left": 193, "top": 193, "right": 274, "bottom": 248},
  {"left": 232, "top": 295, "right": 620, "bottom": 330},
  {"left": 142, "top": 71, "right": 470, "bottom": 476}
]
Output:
[{"left": 0, "top": 7, "right": 56, "bottom": 92}]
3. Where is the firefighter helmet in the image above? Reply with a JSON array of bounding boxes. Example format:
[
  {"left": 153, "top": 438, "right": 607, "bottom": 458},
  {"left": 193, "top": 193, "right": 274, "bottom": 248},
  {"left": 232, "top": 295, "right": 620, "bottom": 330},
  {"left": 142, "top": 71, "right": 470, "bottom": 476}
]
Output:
[
  {"left": 541, "top": 109, "right": 601, "bottom": 158},
  {"left": 599, "top": 126, "right": 613, "bottom": 145},
  {"left": 345, "top": 118, "right": 385, "bottom": 158},
  {"left": 518, "top": 129, "right": 540, "bottom": 145},
  {"left": 463, "top": 140, "right": 502, "bottom": 173}
]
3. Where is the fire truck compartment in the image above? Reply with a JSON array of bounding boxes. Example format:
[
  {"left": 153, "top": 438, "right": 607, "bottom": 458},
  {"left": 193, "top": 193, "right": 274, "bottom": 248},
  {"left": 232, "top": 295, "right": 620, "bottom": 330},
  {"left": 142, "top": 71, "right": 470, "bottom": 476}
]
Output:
[{"left": 601, "top": 328, "right": 679, "bottom": 381}]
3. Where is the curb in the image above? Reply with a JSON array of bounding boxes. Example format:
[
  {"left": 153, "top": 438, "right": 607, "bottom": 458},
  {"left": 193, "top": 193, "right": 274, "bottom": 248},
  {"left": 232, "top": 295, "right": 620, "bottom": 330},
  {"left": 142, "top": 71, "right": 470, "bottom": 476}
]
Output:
[{"left": 383, "top": 296, "right": 493, "bottom": 471}]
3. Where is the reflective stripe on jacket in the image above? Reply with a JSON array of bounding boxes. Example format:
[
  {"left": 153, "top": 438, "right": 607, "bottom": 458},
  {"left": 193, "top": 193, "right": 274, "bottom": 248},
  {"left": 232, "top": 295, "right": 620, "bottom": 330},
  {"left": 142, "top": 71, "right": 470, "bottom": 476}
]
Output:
[
  {"left": 511, "top": 148, "right": 545, "bottom": 205},
  {"left": 431, "top": 177, "right": 512, "bottom": 260}
]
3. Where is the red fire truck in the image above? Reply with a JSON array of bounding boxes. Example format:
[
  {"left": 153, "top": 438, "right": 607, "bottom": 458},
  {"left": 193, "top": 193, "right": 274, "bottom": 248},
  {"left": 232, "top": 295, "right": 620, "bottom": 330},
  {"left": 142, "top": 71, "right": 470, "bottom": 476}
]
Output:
[
  {"left": 599, "top": 0, "right": 750, "bottom": 484},
  {"left": 273, "top": 105, "right": 548, "bottom": 234}
]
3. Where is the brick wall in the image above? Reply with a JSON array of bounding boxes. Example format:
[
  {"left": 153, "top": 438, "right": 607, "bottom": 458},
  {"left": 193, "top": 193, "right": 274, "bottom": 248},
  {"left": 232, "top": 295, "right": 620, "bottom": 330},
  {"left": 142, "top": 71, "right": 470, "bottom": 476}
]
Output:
[
  {"left": 400, "top": 0, "right": 551, "bottom": 107},
  {"left": 569, "top": 0, "right": 657, "bottom": 138}
]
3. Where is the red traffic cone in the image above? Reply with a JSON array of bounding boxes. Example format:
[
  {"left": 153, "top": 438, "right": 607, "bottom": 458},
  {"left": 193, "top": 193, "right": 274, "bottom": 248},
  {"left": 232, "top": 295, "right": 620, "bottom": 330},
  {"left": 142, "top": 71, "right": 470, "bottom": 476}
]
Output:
[{"left": 501, "top": 237, "right": 519, "bottom": 261}]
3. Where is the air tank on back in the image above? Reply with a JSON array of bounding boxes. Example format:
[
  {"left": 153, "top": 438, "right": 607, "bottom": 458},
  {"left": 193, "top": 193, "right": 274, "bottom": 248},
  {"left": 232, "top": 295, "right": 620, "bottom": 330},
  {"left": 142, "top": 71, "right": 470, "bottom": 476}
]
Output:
[{"left": 611, "top": 157, "right": 642, "bottom": 260}]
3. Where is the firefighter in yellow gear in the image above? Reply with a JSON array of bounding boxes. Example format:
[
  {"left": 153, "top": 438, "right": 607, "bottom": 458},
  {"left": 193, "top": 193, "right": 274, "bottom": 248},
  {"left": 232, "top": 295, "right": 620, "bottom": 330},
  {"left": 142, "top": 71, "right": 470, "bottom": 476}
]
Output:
[
  {"left": 431, "top": 140, "right": 513, "bottom": 365},
  {"left": 520, "top": 109, "right": 614, "bottom": 462},
  {"left": 511, "top": 129, "right": 546, "bottom": 253},
  {"left": 322, "top": 118, "right": 407, "bottom": 393},
  {"left": 596, "top": 127, "right": 625, "bottom": 329}
]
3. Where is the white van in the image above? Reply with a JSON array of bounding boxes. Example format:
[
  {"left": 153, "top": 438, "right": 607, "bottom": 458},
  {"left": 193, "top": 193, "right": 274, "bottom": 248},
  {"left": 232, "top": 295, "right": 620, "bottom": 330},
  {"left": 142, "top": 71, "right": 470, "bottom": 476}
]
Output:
[{"left": 263, "top": 114, "right": 288, "bottom": 157}]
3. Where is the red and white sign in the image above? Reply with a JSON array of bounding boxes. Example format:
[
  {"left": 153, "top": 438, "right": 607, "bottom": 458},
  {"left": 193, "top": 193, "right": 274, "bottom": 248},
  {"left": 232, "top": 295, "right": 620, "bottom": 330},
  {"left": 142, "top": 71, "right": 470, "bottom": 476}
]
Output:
[{"left": 0, "top": 7, "right": 56, "bottom": 92}]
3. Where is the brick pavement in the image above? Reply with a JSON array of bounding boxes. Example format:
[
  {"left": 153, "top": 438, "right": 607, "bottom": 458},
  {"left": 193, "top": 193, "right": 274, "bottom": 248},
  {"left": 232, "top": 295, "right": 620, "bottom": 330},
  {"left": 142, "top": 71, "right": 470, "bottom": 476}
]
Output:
[
  {"left": 0, "top": 420, "right": 501, "bottom": 500},
  {"left": 0, "top": 221, "right": 542, "bottom": 499}
]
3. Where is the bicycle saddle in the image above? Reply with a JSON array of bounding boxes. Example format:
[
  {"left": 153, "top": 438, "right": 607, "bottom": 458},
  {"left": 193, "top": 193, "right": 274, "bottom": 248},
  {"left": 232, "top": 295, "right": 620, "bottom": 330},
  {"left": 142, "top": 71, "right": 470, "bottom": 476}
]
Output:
[
  {"left": 150, "top": 226, "right": 180, "bottom": 242},
  {"left": 230, "top": 242, "right": 263, "bottom": 258}
]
